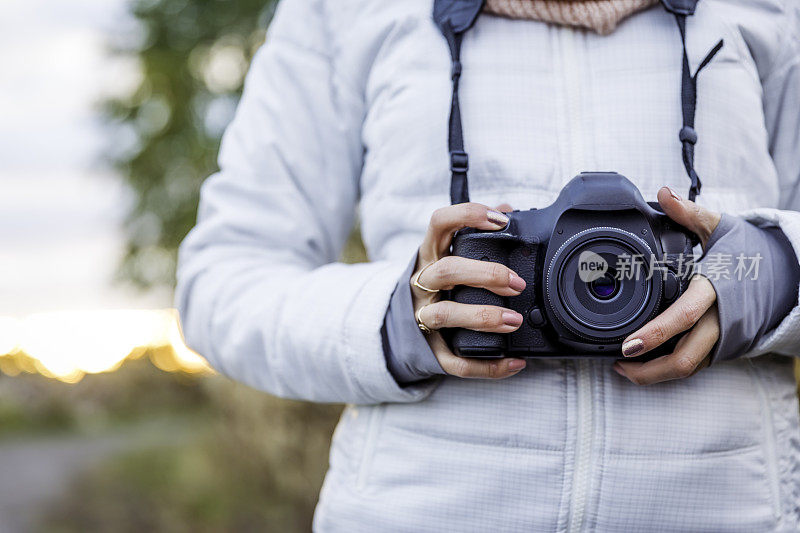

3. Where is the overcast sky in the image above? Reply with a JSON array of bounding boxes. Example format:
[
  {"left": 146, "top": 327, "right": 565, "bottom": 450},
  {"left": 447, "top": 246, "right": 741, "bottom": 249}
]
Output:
[{"left": 0, "top": 0, "right": 171, "bottom": 317}]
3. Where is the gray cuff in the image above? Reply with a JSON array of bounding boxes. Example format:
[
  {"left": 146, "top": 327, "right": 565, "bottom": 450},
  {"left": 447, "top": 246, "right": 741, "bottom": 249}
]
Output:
[
  {"left": 381, "top": 254, "right": 446, "bottom": 384},
  {"left": 697, "top": 214, "right": 800, "bottom": 362}
]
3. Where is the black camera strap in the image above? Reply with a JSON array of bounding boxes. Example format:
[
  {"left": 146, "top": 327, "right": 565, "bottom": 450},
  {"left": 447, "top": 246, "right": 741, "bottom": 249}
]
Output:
[
  {"left": 434, "top": 0, "right": 486, "bottom": 205},
  {"left": 434, "top": 0, "right": 723, "bottom": 204},
  {"left": 672, "top": 14, "right": 724, "bottom": 201}
]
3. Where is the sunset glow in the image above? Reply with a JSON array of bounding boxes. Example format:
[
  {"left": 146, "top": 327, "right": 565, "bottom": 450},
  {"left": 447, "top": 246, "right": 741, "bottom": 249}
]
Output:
[{"left": 0, "top": 309, "right": 211, "bottom": 382}]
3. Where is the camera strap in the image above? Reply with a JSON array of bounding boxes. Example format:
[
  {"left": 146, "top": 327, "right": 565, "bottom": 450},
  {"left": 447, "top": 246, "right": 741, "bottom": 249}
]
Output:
[
  {"left": 434, "top": 0, "right": 486, "bottom": 205},
  {"left": 434, "top": 0, "right": 723, "bottom": 204},
  {"left": 670, "top": 11, "right": 724, "bottom": 201}
]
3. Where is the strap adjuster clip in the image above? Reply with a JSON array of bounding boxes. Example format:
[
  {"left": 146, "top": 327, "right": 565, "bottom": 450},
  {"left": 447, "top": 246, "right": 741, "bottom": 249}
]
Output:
[{"left": 450, "top": 150, "right": 469, "bottom": 174}]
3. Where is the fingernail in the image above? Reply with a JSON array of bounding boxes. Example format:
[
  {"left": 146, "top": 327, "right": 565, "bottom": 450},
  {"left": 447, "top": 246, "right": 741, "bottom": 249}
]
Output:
[
  {"left": 621, "top": 338, "right": 644, "bottom": 357},
  {"left": 666, "top": 187, "right": 682, "bottom": 202},
  {"left": 508, "top": 359, "right": 526, "bottom": 372},
  {"left": 502, "top": 311, "right": 523, "bottom": 327},
  {"left": 487, "top": 210, "right": 509, "bottom": 228},
  {"left": 613, "top": 362, "right": 626, "bottom": 377},
  {"left": 509, "top": 272, "right": 526, "bottom": 292}
]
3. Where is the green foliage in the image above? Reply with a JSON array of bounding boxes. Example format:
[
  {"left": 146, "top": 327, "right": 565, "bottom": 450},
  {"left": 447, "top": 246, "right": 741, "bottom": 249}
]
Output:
[
  {"left": 107, "top": 0, "right": 277, "bottom": 287},
  {"left": 38, "top": 377, "right": 341, "bottom": 533}
]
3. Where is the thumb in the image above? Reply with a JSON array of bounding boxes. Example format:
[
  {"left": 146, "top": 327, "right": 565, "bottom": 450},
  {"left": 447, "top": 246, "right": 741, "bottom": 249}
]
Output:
[{"left": 657, "top": 187, "right": 720, "bottom": 248}]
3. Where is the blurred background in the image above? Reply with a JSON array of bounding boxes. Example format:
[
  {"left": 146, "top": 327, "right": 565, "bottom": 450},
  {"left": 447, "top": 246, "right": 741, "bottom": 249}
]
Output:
[
  {"left": 2, "top": 1, "right": 799, "bottom": 532},
  {"left": 0, "top": 0, "right": 350, "bottom": 531}
]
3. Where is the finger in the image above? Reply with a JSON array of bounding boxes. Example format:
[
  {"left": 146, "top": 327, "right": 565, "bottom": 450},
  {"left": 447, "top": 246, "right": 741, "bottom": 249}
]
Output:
[
  {"left": 657, "top": 187, "right": 721, "bottom": 247},
  {"left": 615, "top": 307, "right": 719, "bottom": 385},
  {"left": 416, "top": 256, "right": 526, "bottom": 296},
  {"left": 430, "top": 335, "right": 526, "bottom": 379},
  {"left": 419, "top": 301, "right": 524, "bottom": 333},
  {"left": 621, "top": 276, "right": 716, "bottom": 357},
  {"left": 495, "top": 203, "right": 513, "bottom": 213},
  {"left": 421, "top": 203, "right": 509, "bottom": 263}
]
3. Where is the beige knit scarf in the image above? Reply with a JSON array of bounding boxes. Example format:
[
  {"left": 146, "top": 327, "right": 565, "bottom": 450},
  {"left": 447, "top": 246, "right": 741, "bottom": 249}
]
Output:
[{"left": 485, "top": 0, "right": 659, "bottom": 34}]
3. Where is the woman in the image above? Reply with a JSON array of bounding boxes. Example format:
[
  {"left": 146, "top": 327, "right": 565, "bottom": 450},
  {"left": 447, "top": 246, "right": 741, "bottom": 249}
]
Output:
[{"left": 176, "top": 0, "right": 800, "bottom": 530}]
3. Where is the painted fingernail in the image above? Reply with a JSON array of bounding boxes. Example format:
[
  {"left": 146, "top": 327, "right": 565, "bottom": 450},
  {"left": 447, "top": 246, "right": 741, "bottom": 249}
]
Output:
[
  {"left": 666, "top": 187, "right": 682, "bottom": 202},
  {"left": 502, "top": 311, "right": 523, "bottom": 327},
  {"left": 508, "top": 359, "right": 526, "bottom": 372},
  {"left": 621, "top": 338, "right": 644, "bottom": 357},
  {"left": 509, "top": 272, "right": 526, "bottom": 292},
  {"left": 487, "top": 210, "right": 509, "bottom": 228}
]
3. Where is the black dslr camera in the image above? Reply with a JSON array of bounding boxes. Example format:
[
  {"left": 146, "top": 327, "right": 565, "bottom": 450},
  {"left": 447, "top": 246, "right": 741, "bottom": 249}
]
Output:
[
  {"left": 432, "top": 0, "right": 719, "bottom": 359},
  {"left": 448, "top": 172, "right": 696, "bottom": 359}
]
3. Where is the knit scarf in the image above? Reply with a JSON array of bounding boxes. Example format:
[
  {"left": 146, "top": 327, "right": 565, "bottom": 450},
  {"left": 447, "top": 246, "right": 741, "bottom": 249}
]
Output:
[{"left": 484, "top": 0, "right": 659, "bottom": 34}]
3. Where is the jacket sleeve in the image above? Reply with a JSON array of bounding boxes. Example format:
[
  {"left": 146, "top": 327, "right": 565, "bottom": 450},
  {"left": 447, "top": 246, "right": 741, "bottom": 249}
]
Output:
[
  {"left": 736, "top": 9, "right": 800, "bottom": 358},
  {"left": 382, "top": 253, "right": 446, "bottom": 384},
  {"left": 175, "top": 0, "right": 437, "bottom": 404}
]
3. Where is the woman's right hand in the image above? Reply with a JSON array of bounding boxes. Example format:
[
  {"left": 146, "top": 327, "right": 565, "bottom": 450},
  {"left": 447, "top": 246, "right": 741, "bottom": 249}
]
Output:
[{"left": 411, "top": 203, "right": 528, "bottom": 379}]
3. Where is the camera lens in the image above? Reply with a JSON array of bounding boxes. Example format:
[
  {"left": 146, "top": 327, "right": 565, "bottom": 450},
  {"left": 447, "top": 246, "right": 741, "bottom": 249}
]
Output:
[
  {"left": 545, "top": 227, "right": 664, "bottom": 342},
  {"left": 589, "top": 270, "right": 619, "bottom": 300}
]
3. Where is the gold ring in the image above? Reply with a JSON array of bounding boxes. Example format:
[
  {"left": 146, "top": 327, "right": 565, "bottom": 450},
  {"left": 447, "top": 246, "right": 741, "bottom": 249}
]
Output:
[
  {"left": 416, "top": 304, "right": 433, "bottom": 334},
  {"left": 413, "top": 262, "right": 440, "bottom": 293}
]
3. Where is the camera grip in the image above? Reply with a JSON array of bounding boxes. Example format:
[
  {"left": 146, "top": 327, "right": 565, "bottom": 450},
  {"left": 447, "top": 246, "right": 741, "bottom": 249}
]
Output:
[{"left": 449, "top": 233, "right": 508, "bottom": 357}]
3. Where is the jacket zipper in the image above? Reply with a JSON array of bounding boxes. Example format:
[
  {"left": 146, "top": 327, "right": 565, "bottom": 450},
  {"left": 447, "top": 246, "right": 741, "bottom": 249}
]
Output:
[
  {"left": 568, "top": 360, "right": 595, "bottom": 533},
  {"left": 747, "top": 361, "right": 783, "bottom": 522},
  {"left": 561, "top": 28, "right": 586, "bottom": 177},
  {"left": 560, "top": 29, "right": 595, "bottom": 533}
]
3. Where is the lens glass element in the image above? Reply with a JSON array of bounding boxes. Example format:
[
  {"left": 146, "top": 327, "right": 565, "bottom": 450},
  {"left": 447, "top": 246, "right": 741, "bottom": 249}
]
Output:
[{"left": 589, "top": 270, "right": 619, "bottom": 300}]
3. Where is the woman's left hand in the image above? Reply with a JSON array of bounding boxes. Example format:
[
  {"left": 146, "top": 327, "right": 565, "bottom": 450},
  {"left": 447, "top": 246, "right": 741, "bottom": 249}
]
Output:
[{"left": 614, "top": 186, "right": 721, "bottom": 385}]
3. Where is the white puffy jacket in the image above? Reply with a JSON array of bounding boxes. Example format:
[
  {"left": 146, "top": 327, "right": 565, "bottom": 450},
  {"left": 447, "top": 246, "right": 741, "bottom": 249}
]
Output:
[{"left": 176, "top": 0, "right": 800, "bottom": 530}]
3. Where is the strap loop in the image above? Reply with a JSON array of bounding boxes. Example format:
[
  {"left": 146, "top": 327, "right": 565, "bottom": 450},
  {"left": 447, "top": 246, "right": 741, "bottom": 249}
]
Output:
[
  {"left": 450, "top": 150, "right": 469, "bottom": 173},
  {"left": 660, "top": 0, "right": 699, "bottom": 16}
]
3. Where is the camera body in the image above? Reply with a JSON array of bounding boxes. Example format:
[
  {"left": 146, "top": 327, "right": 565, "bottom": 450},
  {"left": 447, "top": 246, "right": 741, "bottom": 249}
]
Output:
[{"left": 448, "top": 172, "right": 696, "bottom": 359}]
